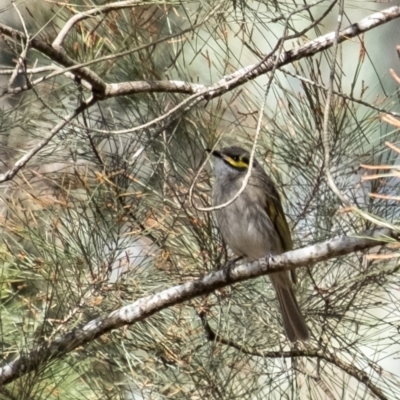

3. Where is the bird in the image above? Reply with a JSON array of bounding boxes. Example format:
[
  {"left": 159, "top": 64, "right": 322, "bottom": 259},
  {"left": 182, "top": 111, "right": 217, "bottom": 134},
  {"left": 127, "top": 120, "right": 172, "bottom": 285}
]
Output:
[{"left": 207, "top": 145, "right": 309, "bottom": 342}]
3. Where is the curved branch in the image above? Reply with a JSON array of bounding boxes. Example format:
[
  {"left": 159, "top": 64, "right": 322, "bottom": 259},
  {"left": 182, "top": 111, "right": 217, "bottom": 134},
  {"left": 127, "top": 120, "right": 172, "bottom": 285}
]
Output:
[
  {"left": 101, "top": 4, "right": 400, "bottom": 100},
  {"left": 199, "top": 313, "right": 388, "bottom": 400},
  {"left": 0, "top": 228, "right": 396, "bottom": 385},
  {"left": 1, "top": 6, "right": 399, "bottom": 101},
  {"left": 0, "top": 22, "right": 106, "bottom": 94},
  {"left": 59, "top": 4, "right": 400, "bottom": 137},
  {"left": 203, "top": 5, "right": 400, "bottom": 100},
  {"left": 51, "top": 5, "right": 400, "bottom": 100},
  {"left": 0, "top": 96, "right": 97, "bottom": 183},
  {"left": 52, "top": 0, "right": 143, "bottom": 49}
]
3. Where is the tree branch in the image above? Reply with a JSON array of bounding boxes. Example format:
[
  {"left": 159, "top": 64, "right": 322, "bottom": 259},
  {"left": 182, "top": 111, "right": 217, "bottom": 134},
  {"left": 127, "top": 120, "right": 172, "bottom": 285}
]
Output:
[
  {"left": 104, "top": 4, "right": 400, "bottom": 99},
  {"left": 199, "top": 312, "right": 388, "bottom": 400},
  {"left": 0, "top": 96, "right": 97, "bottom": 183},
  {"left": 1, "top": 6, "right": 399, "bottom": 101},
  {"left": 46, "top": 4, "right": 400, "bottom": 137},
  {"left": 0, "top": 228, "right": 396, "bottom": 385},
  {"left": 52, "top": 0, "right": 144, "bottom": 49},
  {"left": 0, "top": 22, "right": 106, "bottom": 95}
]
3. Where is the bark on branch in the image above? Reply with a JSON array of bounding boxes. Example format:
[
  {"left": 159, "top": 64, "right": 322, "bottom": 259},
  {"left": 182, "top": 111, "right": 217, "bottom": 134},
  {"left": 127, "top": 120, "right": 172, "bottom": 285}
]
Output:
[
  {"left": 1, "top": 6, "right": 400, "bottom": 99},
  {"left": 0, "top": 228, "right": 396, "bottom": 386},
  {"left": 199, "top": 313, "right": 388, "bottom": 400},
  {"left": 0, "top": 6, "right": 399, "bottom": 183}
]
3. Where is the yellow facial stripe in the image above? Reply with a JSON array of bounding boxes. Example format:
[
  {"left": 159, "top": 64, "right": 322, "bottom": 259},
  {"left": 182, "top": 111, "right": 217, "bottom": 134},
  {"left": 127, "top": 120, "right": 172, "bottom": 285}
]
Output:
[{"left": 224, "top": 156, "right": 248, "bottom": 169}]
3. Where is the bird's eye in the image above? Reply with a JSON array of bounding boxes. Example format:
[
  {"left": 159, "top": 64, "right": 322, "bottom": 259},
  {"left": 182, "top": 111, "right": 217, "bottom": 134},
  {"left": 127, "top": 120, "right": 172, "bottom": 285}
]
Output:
[{"left": 225, "top": 154, "right": 247, "bottom": 169}]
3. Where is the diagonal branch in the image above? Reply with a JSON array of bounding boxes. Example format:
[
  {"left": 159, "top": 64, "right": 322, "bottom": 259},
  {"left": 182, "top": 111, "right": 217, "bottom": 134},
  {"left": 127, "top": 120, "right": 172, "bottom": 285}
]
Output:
[
  {"left": 104, "top": 4, "right": 400, "bottom": 99},
  {"left": 63, "top": 4, "right": 400, "bottom": 136},
  {"left": 202, "top": 5, "right": 400, "bottom": 100},
  {"left": 0, "top": 228, "right": 396, "bottom": 385},
  {"left": 1, "top": 6, "right": 400, "bottom": 102},
  {"left": 199, "top": 313, "right": 388, "bottom": 400},
  {"left": 52, "top": 0, "right": 145, "bottom": 49},
  {"left": 0, "top": 22, "right": 106, "bottom": 95},
  {"left": 57, "top": 5, "right": 400, "bottom": 100},
  {"left": 0, "top": 96, "right": 97, "bottom": 183}
]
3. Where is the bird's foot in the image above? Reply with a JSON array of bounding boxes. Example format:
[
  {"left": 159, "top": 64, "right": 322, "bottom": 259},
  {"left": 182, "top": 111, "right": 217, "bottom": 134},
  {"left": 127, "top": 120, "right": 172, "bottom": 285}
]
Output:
[
  {"left": 223, "top": 256, "right": 242, "bottom": 280},
  {"left": 265, "top": 253, "right": 276, "bottom": 271}
]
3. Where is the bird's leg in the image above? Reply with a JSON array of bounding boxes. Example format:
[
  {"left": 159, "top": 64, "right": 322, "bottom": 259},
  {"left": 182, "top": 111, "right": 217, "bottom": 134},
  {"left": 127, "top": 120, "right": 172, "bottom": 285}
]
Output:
[
  {"left": 222, "top": 256, "right": 243, "bottom": 280},
  {"left": 265, "top": 253, "right": 277, "bottom": 272}
]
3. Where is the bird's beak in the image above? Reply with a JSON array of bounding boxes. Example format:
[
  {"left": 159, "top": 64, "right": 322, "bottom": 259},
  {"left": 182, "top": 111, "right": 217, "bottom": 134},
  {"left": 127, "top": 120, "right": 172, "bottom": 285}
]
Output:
[{"left": 205, "top": 148, "right": 222, "bottom": 158}]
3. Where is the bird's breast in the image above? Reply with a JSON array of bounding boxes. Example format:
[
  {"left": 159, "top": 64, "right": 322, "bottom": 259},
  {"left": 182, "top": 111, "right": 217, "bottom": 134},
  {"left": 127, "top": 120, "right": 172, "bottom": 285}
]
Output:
[{"left": 214, "top": 188, "right": 283, "bottom": 260}]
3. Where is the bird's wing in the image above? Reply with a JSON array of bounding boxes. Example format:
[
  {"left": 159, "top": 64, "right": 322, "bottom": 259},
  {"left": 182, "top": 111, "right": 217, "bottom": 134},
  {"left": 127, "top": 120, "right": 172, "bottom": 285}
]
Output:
[
  {"left": 265, "top": 193, "right": 293, "bottom": 252},
  {"left": 265, "top": 187, "right": 297, "bottom": 284}
]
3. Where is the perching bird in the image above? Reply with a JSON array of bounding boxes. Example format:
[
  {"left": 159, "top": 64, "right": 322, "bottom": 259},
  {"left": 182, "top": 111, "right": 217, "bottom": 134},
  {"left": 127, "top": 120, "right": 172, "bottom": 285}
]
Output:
[{"left": 208, "top": 146, "right": 309, "bottom": 342}]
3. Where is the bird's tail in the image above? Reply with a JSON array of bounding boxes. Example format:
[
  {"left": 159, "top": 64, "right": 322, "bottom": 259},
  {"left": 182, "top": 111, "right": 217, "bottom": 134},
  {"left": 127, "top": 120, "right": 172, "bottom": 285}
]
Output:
[{"left": 271, "top": 273, "right": 309, "bottom": 342}]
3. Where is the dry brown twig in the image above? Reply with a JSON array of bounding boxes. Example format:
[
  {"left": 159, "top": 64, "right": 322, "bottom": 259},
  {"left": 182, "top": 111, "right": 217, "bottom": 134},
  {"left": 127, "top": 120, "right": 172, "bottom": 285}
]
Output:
[
  {"left": 0, "top": 227, "right": 396, "bottom": 386},
  {"left": 0, "top": 5, "right": 398, "bottom": 189}
]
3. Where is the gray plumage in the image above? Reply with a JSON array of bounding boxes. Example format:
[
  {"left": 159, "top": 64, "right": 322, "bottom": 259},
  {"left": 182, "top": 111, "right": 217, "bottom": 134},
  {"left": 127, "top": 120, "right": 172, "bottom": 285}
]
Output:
[{"left": 210, "top": 146, "right": 309, "bottom": 342}]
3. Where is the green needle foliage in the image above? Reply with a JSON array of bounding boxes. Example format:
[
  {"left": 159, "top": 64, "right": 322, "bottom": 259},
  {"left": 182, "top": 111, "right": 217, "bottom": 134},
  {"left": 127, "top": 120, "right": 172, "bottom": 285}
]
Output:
[{"left": 0, "top": 0, "right": 400, "bottom": 399}]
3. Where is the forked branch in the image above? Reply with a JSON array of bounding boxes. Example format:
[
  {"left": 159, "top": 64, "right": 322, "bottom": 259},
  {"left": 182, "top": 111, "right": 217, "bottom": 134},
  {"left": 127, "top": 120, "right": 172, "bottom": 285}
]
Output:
[{"left": 0, "top": 228, "right": 396, "bottom": 385}]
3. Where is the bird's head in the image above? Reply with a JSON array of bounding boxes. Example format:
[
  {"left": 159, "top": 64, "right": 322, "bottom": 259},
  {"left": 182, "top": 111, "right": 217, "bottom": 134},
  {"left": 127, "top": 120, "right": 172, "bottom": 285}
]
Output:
[{"left": 207, "top": 146, "right": 253, "bottom": 178}]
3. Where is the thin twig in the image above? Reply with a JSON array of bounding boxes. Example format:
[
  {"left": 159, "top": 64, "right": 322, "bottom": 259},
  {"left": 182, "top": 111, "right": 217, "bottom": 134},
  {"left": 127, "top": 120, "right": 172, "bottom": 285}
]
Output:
[
  {"left": 0, "top": 227, "right": 395, "bottom": 386},
  {"left": 53, "top": 0, "right": 148, "bottom": 49},
  {"left": 322, "top": 0, "right": 350, "bottom": 206},
  {"left": 0, "top": 96, "right": 97, "bottom": 183},
  {"left": 65, "top": 5, "right": 400, "bottom": 135},
  {"left": 199, "top": 315, "right": 387, "bottom": 400},
  {"left": 280, "top": 68, "right": 400, "bottom": 118}
]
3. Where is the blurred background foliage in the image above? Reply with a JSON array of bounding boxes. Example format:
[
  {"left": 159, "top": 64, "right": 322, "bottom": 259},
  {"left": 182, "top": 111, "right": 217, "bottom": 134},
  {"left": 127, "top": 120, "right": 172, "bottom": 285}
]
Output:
[{"left": 1, "top": 0, "right": 400, "bottom": 399}]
